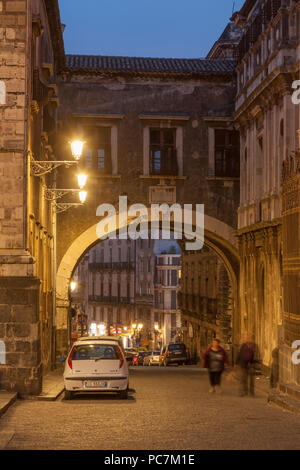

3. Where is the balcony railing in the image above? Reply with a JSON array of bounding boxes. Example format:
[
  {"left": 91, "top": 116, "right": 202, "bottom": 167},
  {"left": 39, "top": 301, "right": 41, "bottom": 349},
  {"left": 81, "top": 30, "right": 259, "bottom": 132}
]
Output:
[
  {"left": 88, "top": 295, "right": 134, "bottom": 304},
  {"left": 238, "top": 0, "right": 282, "bottom": 62},
  {"left": 88, "top": 262, "right": 135, "bottom": 271}
]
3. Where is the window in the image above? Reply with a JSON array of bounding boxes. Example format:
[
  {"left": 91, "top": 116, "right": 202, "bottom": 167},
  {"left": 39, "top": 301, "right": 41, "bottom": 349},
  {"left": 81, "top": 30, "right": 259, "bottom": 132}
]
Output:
[
  {"left": 117, "top": 309, "right": 121, "bottom": 323},
  {"left": 83, "top": 127, "right": 111, "bottom": 173},
  {"left": 171, "top": 291, "right": 177, "bottom": 310},
  {"left": 127, "top": 283, "right": 130, "bottom": 299},
  {"left": 215, "top": 130, "right": 240, "bottom": 178},
  {"left": 171, "top": 270, "right": 178, "bottom": 286},
  {"left": 149, "top": 128, "right": 177, "bottom": 176},
  {"left": 72, "top": 344, "right": 119, "bottom": 361}
]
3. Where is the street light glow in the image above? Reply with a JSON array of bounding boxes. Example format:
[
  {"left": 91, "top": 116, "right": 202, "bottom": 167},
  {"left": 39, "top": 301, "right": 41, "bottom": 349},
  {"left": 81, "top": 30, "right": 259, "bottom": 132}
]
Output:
[
  {"left": 79, "top": 191, "right": 87, "bottom": 203},
  {"left": 70, "top": 281, "right": 77, "bottom": 292},
  {"left": 77, "top": 174, "right": 87, "bottom": 189},
  {"left": 132, "top": 323, "right": 137, "bottom": 329},
  {"left": 70, "top": 140, "right": 84, "bottom": 160},
  {"left": 138, "top": 323, "right": 143, "bottom": 330}
]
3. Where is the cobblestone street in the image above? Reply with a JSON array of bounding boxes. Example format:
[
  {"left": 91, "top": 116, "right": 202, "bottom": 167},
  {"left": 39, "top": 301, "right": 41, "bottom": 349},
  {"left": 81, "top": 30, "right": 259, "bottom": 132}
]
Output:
[{"left": 0, "top": 367, "right": 299, "bottom": 450}]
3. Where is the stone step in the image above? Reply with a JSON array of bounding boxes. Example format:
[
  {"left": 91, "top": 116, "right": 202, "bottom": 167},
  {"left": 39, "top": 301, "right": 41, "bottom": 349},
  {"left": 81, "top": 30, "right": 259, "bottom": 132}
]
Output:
[
  {"left": 268, "top": 390, "right": 300, "bottom": 415},
  {"left": 0, "top": 391, "right": 17, "bottom": 418},
  {"left": 279, "top": 383, "right": 300, "bottom": 401}
]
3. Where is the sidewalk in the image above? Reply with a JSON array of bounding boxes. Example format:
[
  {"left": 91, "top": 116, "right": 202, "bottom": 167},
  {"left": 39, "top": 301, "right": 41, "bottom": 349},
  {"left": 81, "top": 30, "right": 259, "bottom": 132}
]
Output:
[
  {"left": 35, "top": 367, "right": 64, "bottom": 401},
  {"left": 232, "top": 371, "right": 300, "bottom": 414}
]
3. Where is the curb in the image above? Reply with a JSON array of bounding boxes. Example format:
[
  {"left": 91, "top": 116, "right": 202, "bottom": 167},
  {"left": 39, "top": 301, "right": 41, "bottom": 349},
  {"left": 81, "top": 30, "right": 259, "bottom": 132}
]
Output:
[
  {"left": 35, "top": 386, "right": 64, "bottom": 401},
  {"left": 0, "top": 392, "right": 17, "bottom": 418}
]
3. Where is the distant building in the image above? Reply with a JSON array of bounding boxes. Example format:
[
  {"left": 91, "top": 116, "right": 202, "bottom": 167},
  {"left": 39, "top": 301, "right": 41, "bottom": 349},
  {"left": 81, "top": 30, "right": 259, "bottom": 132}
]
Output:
[
  {"left": 72, "top": 236, "right": 158, "bottom": 349},
  {"left": 72, "top": 238, "right": 137, "bottom": 347},
  {"left": 179, "top": 246, "right": 233, "bottom": 361},
  {"left": 154, "top": 246, "right": 182, "bottom": 347}
]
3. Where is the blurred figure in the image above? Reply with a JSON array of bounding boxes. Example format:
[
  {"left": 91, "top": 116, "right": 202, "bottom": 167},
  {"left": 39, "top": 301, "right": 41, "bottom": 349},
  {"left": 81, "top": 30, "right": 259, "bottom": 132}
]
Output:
[
  {"left": 236, "top": 335, "right": 257, "bottom": 397},
  {"left": 203, "top": 338, "right": 229, "bottom": 394}
]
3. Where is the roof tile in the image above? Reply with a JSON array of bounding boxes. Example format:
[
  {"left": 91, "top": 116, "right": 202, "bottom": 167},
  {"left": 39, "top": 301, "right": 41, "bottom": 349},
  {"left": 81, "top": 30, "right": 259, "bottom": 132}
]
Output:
[{"left": 66, "top": 54, "right": 236, "bottom": 75}]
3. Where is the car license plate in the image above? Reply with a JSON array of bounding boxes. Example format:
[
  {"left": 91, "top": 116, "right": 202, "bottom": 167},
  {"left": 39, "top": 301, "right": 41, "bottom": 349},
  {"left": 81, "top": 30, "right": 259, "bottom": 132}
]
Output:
[
  {"left": 175, "top": 352, "right": 181, "bottom": 355},
  {"left": 84, "top": 380, "right": 108, "bottom": 388}
]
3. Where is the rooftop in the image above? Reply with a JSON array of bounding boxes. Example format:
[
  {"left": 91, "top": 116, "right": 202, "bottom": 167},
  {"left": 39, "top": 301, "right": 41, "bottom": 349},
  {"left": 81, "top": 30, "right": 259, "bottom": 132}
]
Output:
[{"left": 65, "top": 54, "right": 236, "bottom": 76}]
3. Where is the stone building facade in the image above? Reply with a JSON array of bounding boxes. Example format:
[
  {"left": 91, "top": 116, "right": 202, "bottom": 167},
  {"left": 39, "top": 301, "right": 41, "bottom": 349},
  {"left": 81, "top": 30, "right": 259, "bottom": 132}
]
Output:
[
  {"left": 7, "top": 0, "right": 300, "bottom": 394},
  {"left": 0, "top": 0, "right": 64, "bottom": 394},
  {"left": 230, "top": 0, "right": 300, "bottom": 381},
  {"left": 70, "top": 236, "right": 157, "bottom": 348},
  {"left": 178, "top": 246, "right": 233, "bottom": 361},
  {"left": 154, "top": 251, "right": 182, "bottom": 347},
  {"left": 54, "top": 53, "right": 240, "bottom": 361},
  {"left": 134, "top": 238, "right": 156, "bottom": 348},
  {"left": 72, "top": 239, "right": 137, "bottom": 339}
]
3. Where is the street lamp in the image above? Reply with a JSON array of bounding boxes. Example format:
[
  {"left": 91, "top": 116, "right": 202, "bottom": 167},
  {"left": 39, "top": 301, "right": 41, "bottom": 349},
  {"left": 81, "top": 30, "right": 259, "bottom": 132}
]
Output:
[
  {"left": 70, "top": 281, "right": 77, "bottom": 292},
  {"left": 30, "top": 140, "right": 85, "bottom": 177},
  {"left": 70, "top": 140, "right": 84, "bottom": 160},
  {"left": 77, "top": 174, "right": 87, "bottom": 189},
  {"left": 79, "top": 191, "right": 87, "bottom": 204}
]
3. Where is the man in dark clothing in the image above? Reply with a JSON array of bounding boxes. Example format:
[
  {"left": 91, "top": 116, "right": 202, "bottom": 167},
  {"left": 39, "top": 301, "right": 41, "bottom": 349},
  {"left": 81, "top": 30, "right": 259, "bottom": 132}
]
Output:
[
  {"left": 236, "top": 335, "right": 257, "bottom": 396},
  {"left": 203, "top": 339, "right": 229, "bottom": 394}
]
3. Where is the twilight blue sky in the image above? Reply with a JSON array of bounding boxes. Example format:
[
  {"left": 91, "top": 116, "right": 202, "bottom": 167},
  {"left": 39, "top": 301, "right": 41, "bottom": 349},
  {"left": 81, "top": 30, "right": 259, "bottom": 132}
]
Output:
[{"left": 58, "top": 0, "right": 245, "bottom": 59}]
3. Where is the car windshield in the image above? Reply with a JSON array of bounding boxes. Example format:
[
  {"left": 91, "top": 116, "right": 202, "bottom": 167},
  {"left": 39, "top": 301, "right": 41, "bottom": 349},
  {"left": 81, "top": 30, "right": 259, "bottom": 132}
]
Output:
[
  {"left": 168, "top": 344, "right": 185, "bottom": 351},
  {"left": 72, "top": 344, "right": 119, "bottom": 360}
]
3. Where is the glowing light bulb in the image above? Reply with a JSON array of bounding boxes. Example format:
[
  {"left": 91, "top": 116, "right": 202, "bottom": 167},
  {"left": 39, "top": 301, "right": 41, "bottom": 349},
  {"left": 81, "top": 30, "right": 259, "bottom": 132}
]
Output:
[
  {"left": 79, "top": 191, "right": 87, "bottom": 203},
  {"left": 70, "top": 141, "right": 84, "bottom": 160},
  {"left": 70, "top": 281, "right": 77, "bottom": 292},
  {"left": 77, "top": 174, "right": 87, "bottom": 189}
]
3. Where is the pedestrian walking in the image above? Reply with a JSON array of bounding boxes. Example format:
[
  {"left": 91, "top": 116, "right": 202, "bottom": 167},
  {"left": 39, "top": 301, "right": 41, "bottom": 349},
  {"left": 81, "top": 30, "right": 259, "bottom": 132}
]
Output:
[
  {"left": 203, "top": 339, "right": 229, "bottom": 394},
  {"left": 236, "top": 335, "right": 258, "bottom": 397}
]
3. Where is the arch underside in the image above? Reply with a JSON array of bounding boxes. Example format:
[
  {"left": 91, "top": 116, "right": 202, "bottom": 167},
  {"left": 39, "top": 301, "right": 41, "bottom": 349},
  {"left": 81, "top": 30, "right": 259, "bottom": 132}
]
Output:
[{"left": 56, "top": 213, "right": 240, "bottom": 303}]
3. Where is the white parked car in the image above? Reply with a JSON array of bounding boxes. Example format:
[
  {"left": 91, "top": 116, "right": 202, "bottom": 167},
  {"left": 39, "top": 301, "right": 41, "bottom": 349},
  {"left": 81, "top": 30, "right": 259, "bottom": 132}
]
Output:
[
  {"left": 64, "top": 336, "right": 129, "bottom": 400},
  {"left": 143, "top": 350, "right": 160, "bottom": 366}
]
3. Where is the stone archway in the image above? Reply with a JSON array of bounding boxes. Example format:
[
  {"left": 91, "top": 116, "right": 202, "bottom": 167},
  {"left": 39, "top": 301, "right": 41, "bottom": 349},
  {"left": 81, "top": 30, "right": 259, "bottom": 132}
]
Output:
[{"left": 55, "top": 212, "right": 240, "bottom": 360}]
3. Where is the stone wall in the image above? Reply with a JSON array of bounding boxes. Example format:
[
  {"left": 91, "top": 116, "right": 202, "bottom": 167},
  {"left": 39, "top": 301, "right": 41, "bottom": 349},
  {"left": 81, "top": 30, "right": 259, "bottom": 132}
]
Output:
[
  {"left": 0, "top": 0, "right": 27, "bottom": 250},
  {"left": 0, "top": 0, "right": 61, "bottom": 393},
  {"left": 0, "top": 277, "right": 42, "bottom": 395}
]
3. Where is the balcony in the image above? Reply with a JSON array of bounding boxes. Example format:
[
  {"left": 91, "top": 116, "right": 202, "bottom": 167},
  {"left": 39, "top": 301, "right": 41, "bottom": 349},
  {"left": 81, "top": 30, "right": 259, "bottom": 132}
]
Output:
[
  {"left": 237, "top": 0, "right": 283, "bottom": 62},
  {"left": 88, "top": 262, "right": 135, "bottom": 271},
  {"left": 88, "top": 295, "right": 134, "bottom": 304}
]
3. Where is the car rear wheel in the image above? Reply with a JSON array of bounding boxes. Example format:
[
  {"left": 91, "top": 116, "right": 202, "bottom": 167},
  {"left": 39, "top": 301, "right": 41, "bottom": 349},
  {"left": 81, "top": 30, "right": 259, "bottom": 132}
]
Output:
[
  {"left": 119, "top": 388, "right": 128, "bottom": 400},
  {"left": 64, "top": 390, "right": 73, "bottom": 400}
]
